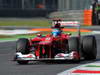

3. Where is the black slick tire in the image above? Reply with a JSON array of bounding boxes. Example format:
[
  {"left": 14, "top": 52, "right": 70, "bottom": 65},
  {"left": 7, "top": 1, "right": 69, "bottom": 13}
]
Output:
[
  {"left": 68, "top": 37, "right": 79, "bottom": 52},
  {"left": 68, "top": 37, "right": 80, "bottom": 62},
  {"left": 82, "top": 36, "right": 97, "bottom": 60},
  {"left": 16, "top": 38, "right": 30, "bottom": 54}
]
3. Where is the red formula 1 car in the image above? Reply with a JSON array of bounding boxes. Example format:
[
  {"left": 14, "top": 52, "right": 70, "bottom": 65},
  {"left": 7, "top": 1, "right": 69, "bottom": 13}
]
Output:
[{"left": 14, "top": 20, "right": 97, "bottom": 64}]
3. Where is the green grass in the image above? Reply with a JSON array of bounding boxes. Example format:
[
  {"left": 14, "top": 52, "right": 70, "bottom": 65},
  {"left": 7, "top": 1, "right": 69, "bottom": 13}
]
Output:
[
  {"left": 0, "top": 20, "right": 50, "bottom": 27},
  {"left": 0, "top": 18, "right": 91, "bottom": 27},
  {"left": 86, "top": 65, "right": 100, "bottom": 67}
]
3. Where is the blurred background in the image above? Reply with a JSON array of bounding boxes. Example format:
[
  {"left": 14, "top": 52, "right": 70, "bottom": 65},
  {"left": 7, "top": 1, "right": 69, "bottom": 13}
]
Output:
[
  {"left": 0, "top": 0, "right": 99, "bottom": 26},
  {"left": 0, "top": 0, "right": 92, "bottom": 17}
]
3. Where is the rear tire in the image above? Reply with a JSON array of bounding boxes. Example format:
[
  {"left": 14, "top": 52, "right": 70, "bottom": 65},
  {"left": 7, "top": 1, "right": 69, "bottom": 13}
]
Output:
[{"left": 82, "top": 36, "right": 97, "bottom": 60}]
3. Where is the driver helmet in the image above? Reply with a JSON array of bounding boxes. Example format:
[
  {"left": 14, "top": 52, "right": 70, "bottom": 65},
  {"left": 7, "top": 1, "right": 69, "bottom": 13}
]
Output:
[
  {"left": 52, "top": 23, "right": 61, "bottom": 28},
  {"left": 52, "top": 28, "right": 61, "bottom": 37}
]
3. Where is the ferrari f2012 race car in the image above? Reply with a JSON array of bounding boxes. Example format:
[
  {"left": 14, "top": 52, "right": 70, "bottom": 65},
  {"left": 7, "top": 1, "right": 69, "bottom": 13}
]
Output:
[{"left": 14, "top": 19, "right": 97, "bottom": 64}]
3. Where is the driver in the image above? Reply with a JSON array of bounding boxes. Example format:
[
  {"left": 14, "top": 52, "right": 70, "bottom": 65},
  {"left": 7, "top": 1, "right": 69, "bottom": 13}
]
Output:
[{"left": 51, "top": 22, "right": 64, "bottom": 37}]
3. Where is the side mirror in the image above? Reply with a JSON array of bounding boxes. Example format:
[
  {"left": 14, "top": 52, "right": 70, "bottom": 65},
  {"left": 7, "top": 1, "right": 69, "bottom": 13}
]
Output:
[
  {"left": 37, "top": 34, "right": 42, "bottom": 37},
  {"left": 67, "top": 33, "right": 72, "bottom": 36}
]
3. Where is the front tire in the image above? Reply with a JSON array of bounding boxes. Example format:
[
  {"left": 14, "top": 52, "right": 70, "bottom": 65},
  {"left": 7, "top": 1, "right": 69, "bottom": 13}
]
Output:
[
  {"left": 16, "top": 38, "right": 30, "bottom": 54},
  {"left": 16, "top": 38, "right": 30, "bottom": 64},
  {"left": 68, "top": 37, "right": 79, "bottom": 52},
  {"left": 68, "top": 37, "right": 80, "bottom": 62}
]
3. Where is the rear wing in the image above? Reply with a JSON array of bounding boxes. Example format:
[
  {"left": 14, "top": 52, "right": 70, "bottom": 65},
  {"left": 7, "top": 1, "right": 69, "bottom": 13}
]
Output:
[
  {"left": 52, "top": 21, "right": 80, "bottom": 27},
  {"left": 59, "top": 21, "right": 80, "bottom": 27}
]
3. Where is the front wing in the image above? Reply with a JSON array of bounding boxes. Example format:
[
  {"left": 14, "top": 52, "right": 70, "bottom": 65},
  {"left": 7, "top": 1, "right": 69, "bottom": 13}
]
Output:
[{"left": 14, "top": 51, "right": 80, "bottom": 61}]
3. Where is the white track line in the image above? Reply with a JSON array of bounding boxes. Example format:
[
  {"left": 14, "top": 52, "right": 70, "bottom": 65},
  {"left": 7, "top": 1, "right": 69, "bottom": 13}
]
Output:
[
  {"left": 58, "top": 61, "right": 100, "bottom": 75},
  {"left": 0, "top": 29, "right": 39, "bottom": 35}
]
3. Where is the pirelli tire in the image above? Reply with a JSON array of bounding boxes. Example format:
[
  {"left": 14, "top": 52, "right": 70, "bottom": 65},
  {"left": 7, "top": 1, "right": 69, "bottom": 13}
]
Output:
[
  {"left": 16, "top": 38, "right": 30, "bottom": 54},
  {"left": 68, "top": 37, "right": 79, "bottom": 52},
  {"left": 68, "top": 37, "right": 80, "bottom": 62},
  {"left": 82, "top": 36, "right": 97, "bottom": 60}
]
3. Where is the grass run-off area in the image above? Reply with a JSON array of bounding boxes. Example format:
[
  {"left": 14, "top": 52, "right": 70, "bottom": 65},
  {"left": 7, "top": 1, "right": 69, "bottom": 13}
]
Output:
[{"left": 0, "top": 19, "right": 51, "bottom": 27}]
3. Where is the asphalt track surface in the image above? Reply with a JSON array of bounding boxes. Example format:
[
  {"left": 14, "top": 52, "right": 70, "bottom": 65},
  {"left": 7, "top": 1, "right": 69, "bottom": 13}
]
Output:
[{"left": 0, "top": 34, "right": 100, "bottom": 75}]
